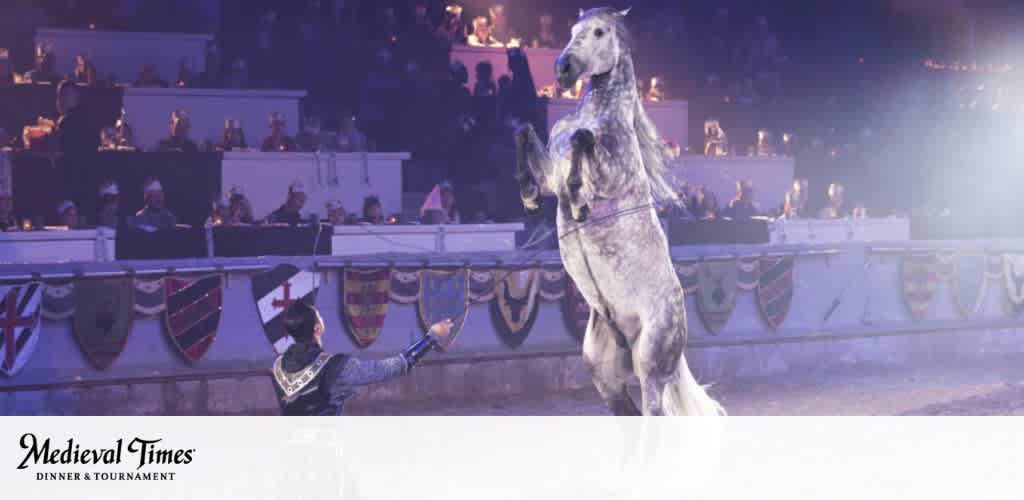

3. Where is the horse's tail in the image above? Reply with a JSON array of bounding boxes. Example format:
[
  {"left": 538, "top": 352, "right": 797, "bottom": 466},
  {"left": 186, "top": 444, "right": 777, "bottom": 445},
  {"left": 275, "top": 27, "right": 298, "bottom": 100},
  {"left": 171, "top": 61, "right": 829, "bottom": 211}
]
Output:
[
  {"left": 663, "top": 354, "right": 726, "bottom": 416},
  {"left": 633, "top": 97, "right": 677, "bottom": 204}
]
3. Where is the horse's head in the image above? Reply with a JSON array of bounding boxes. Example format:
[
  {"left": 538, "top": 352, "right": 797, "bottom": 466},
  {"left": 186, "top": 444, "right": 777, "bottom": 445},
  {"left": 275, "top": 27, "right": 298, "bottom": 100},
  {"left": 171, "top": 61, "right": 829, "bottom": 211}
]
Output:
[{"left": 555, "top": 7, "right": 631, "bottom": 89}]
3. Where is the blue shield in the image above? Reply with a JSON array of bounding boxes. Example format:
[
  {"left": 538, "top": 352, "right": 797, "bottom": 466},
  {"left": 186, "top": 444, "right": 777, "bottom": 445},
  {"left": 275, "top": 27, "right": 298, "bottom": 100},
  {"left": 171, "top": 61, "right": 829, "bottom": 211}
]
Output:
[{"left": 417, "top": 269, "right": 470, "bottom": 350}]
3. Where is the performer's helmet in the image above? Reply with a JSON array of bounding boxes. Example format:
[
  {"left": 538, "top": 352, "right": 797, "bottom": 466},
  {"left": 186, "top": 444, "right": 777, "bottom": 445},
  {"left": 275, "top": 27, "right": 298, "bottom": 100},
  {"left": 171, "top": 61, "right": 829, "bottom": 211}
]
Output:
[{"left": 282, "top": 300, "right": 322, "bottom": 341}]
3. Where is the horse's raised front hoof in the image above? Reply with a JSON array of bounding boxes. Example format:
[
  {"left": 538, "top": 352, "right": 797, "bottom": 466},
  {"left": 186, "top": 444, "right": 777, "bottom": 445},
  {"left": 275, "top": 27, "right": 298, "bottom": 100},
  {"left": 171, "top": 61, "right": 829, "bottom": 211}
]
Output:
[
  {"left": 514, "top": 123, "right": 534, "bottom": 145},
  {"left": 570, "top": 129, "right": 596, "bottom": 151},
  {"left": 573, "top": 204, "right": 590, "bottom": 223}
]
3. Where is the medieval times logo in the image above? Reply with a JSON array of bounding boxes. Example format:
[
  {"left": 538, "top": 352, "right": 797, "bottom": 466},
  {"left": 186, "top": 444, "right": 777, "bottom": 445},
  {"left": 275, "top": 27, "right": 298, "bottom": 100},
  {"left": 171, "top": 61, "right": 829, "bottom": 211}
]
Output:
[{"left": 16, "top": 433, "right": 195, "bottom": 482}]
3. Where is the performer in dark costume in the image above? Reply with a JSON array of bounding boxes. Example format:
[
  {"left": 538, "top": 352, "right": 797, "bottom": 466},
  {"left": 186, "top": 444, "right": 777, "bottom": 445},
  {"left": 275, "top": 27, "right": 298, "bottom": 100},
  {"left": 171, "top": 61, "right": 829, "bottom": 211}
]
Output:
[{"left": 270, "top": 300, "right": 452, "bottom": 415}]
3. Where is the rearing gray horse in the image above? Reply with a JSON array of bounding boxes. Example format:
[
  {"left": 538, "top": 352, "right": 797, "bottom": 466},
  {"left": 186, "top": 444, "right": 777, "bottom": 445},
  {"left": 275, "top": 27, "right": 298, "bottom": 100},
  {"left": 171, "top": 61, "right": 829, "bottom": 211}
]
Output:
[{"left": 515, "top": 7, "right": 722, "bottom": 416}]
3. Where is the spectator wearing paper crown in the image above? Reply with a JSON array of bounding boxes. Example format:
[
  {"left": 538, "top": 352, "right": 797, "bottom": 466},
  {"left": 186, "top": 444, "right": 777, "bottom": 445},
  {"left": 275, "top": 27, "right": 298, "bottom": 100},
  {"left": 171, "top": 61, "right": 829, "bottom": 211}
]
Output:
[
  {"left": 267, "top": 180, "right": 306, "bottom": 225},
  {"left": 56, "top": 200, "right": 82, "bottom": 228},
  {"left": 261, "top": 112, "right": 298, "bottom": 152},
  {"left": 132, "top": 177, "right": 177, "bottom": 230},
  {"left": 95, "top": 180, "right": 120, "bottom": 228},
  {"left": 325, "top": 199, "right": 350, "bottom": 225},
  {"left": 420, "top": 181, "right": 460, "bottom": 225}
]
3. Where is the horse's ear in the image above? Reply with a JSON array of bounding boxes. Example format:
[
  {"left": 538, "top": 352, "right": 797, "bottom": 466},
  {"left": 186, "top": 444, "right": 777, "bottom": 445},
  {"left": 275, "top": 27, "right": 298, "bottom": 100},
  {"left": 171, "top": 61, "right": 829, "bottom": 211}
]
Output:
[
  {"left": 617, "top": 7, "right": 631, "bottom": 17},
  {"left": 578, "top": 8, "right": 585, "bottom": 18}
]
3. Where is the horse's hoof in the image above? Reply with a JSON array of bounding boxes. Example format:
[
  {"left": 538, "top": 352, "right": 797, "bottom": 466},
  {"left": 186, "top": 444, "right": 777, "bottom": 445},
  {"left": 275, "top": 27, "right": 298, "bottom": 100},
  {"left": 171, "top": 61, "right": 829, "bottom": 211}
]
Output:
[
  {"left": 571, "top": 129, "right": 596, "bottom": 150},
  {"left": 573, "top": 205, "right": 590, "bottom": 223},
  {"left": 514, "top": 124, "right": 534, "bottom": 144}
]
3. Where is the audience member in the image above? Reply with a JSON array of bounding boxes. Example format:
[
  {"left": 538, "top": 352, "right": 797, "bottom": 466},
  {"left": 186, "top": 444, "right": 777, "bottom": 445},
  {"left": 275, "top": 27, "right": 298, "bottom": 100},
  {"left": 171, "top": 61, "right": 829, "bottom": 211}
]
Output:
[
  {"left": 474, "top": 62, "right": 497, "bottom": 97},
  {"left": 818, "top": 182, "right": 846, "bottom": 219},
  {"left": 704, "top": 119, "right": 728, "bottom": 156},
  {"left": 156, "top": 110, "right": 199, "bottom": 153},
  {"left": 56, "top": 200, "right": 81, "bottom": 228},
  {"left": 782, "top": 178, "right": 809, "bottom": 219},
  {"left": 95, "top": 181, "right": 120, "bottom": 228},
  {"left": 532, "top": 14, "right": 559, "bottom": 48},
  {"left": 336, "top": 113, "right": 368, "bottom": 152},
  {"left": 114, "top": 108, "right": 135, "bottom": 150},
  {"left": 719, "top": 179, "right": 760, "bottom": 219},
  {"left": 177, "top": 59, "right": 197, "bottom": 87},
  {"left": 26, "top": 44, "right": 59, "bottom": 83},
  {"left": 266, "top": 181, "right": 306, "bottom": 225},
  {"left": 0, "top": 193, "right": 18, "bottom": 231},
  {"left": 359, "top": 195, "right": 384, "bottom": 224},
  {"left": 756, "top": 129, "right": 776, "bottom": 156},
  {"left": 71, "top": 54, "right": 97, "bottom": 86},
  {"left": 295, "top": 116, "right": 323, "bottom": 152},
  {"left": 132, "top": 178, "right": 177, "bottom": 230},
  {"left": 261, "top": 112, "right": 299, "bottom": 152},
  {"left": 851, "top": 203, "right": 868, "bottom": 219},
  {"left": 420, "top": 182, "right": 461, "bottom": 224},
  {"left": 217, "top": 118, "right": 247, "bottom": 151},
  {"left": 690, "top": 186, "right": 719, "bottom": 220},
  {"left": 206, "top": 198, "right": 231, "bottom": 226},
  {"left": 228, "top": 187, "right": 255, "bottom": 224},
  {"left": 646, "top": 77, "right": 665, "bottom": 101},
  {"left": 488, "top": 4, "right": 510, "bottom": 43},
  {"left": 134, "top": 63, "right": 168, "bottom": 87},
  {"left": 54, "top": 81, "right": 92, "bottom": 156},
  {"left": 325, "top": 199, "right": 349, "bottom": 225},
  {"left": 437, "top": 4, "right": 466, "bottom": 45},
  {"left": 467, "top": 16, "right": 502, "bottom": 47}
]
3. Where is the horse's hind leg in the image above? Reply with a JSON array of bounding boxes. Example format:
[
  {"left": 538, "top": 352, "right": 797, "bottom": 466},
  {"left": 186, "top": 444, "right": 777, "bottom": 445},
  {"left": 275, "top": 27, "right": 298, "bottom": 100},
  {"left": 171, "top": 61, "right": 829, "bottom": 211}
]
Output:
[
  {"left": 583, "top": 310, "right": 640, "bottom": 416},
  {"left": 633, "top": 299, "right": 687, "bottom": 416}
]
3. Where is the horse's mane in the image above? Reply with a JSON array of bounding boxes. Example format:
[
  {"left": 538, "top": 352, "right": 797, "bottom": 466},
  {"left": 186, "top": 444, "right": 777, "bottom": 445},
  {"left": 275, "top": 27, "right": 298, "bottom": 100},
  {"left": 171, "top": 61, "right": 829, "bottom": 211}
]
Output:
[{"left": 582, "top": 8, "right": 677, "bottom": 202}]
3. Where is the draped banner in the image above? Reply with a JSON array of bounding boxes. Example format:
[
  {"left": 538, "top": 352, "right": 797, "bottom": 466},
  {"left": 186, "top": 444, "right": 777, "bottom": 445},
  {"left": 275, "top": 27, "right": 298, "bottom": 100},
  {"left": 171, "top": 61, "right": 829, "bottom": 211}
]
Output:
[
  {"left": 0, "top": 283, "right": 42, "bottom": 377},
  {"left": 417, "top": 269, "right": 470, "bottom": 350},
  {"left": 491, "top": 270, "right": 540, "bottom": 349},
  {"left": 469, "top": 269, "right": 496, "bottom": 303},
  {"left": 756, "top": 256, "right": 795, "bottom": 330},
  {"left": 41, "top": 280, "right": 75, "bottom": 321},
  {"left": 737, "top": 257, "right": 760, "bottom": 291},
  {"left": 562, "top": 278, "right": 590, "bottom": 343},
  {"left": 252, "top": 264, "right": 320, "bottom": 354},
  {"left": 696, "top": 260, "right": 738, "bottom": 335},
  {"left": 73, "top": 278, "right": 134, "bottom": 370},
  {"left": 1003, "top": 254, "right": 1024, "bottom": 315},
  {"left": 538, "top": 269, "right": 567, "bottom": 301},
  {"left": 341, "top": 269, "right": 390, "bottom": 349},
  {"left": 674, "top": 261, "right": 698, "bottom": 293},
  {"left": 952, "top": 255, "right": 987, "bottom": 319},
  {"left": 389, "top": 268, "right": 421, "bottom": 304},
  {"left": 164, "top": 275, "right": 223, "bottom": 364},
  {"left": 134, "top": 277, "right": 167, "bottom": 316},
  {"left": 901, "top": 255, "right": 939, "bottom": 321}
]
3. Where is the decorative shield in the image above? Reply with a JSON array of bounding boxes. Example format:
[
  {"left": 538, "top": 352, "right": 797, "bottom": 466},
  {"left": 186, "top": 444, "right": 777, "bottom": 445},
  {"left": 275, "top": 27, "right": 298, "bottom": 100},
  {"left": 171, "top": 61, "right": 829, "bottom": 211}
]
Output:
[
  {"left": 0, "top": 283, "right": 42, "bottom": 376},
  {"left": 389, "top": 268, "right": 420, "bottom": 304},
  {"left": 252, "top": 264, "right": 320, "bottom": 354},
  {"left": 674, "top": 261, "right": 698, "bottom": 293},
  {"left": 737, "top": 257, "right": 760, "bottom": 291},
  {"left": 164, "top": 275, "right": 223, "bottom": 363},
  {"left": 901, "top": 255, "right": 939, "bottom": 321},
  {"left": 41, "top": 280, "right": 75, "bottom": 321},
  {"left": 73, "top": 278, "right": 134, "bottom": 370},
  {"left": 134, "top": 277, "right": 166, "bottom": 316},
  {"left": 953, "top": 255, "right": 987, "bottom": 318},
  {"left": 757, "top": 256, "right": 795, "bottom": 330},
  {"left": 491, "top": 269, "right": 540, "bottom": 348},
  {"left": 1003, "top": 254, "right": 1024, "bottom": 314},
  {"left": 469, "top": 269, "right": 496, "bottom": 303},
  {"left": 537, "top": 268, "right": 567, "bottom": 301},
  {"left": 417, "top": 269, "right": 469, "bottom": 350},
  {"left": 341, "top": 269, "right": 390, "bottom": 349},
  {"left": 561, "top": 278, "right": 590, "bottom": 343},
  {"left": 696, "top": 260, "right": 738, "bottom": 335}
]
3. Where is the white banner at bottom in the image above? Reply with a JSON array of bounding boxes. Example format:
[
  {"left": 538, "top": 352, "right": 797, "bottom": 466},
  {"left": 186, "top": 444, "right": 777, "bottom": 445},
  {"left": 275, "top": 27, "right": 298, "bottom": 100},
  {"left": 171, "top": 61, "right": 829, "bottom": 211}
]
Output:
[{"left": 0, "top": 417, "right": 1018, "bottom": 500}]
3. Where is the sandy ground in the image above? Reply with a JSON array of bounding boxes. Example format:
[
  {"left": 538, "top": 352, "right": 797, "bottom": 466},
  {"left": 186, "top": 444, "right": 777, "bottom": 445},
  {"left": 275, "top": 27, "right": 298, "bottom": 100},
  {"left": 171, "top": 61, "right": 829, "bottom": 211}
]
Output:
[{"left": 348, "top": 354, "right": 1024, "bottom": 416}]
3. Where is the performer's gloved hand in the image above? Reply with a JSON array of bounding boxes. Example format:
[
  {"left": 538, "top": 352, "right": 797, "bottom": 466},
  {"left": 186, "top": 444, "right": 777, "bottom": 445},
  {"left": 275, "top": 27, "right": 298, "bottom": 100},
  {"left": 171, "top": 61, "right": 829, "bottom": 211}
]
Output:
[
  {"left": 427, "top": 319, "right": 454, "bottom": 344},
  {"left": 401, "top": 319, "right": 453, "bottom": 370}
]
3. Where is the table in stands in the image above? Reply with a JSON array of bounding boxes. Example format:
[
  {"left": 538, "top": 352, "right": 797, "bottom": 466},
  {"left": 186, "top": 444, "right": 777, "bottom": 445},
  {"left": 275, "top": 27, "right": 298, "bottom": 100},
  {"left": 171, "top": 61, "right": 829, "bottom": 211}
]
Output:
[{"left": 770, "top": 218, "right": 911, "bottom": 244}]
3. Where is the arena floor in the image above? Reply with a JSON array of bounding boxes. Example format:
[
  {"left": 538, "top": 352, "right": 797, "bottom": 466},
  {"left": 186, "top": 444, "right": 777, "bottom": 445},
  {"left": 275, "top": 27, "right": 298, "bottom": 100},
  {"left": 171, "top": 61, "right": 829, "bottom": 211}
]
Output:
[{"left": 348, "top": 354, "right": 1024, "bottom": 416}]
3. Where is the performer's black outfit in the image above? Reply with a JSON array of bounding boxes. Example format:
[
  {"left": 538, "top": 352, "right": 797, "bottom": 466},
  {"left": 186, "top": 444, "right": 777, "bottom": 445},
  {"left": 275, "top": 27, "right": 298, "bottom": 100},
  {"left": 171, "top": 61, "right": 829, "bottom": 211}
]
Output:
[{"left": 271, "top": 335, "right": 438, "bottom": 415}]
